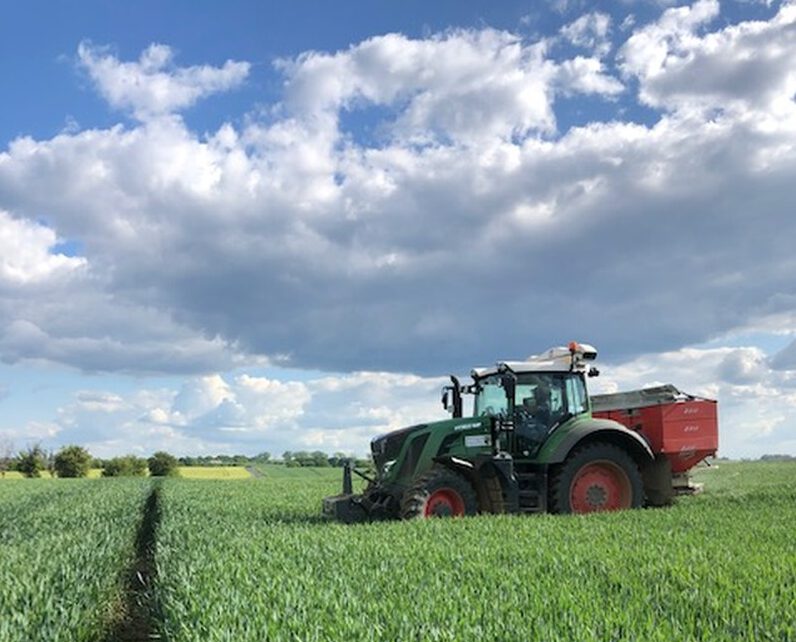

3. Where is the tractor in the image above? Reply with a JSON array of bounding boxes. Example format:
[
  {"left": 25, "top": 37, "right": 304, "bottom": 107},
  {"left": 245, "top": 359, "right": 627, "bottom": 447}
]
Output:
[{"left": 323, "top": 342, "right": 718, "bottom": 521}]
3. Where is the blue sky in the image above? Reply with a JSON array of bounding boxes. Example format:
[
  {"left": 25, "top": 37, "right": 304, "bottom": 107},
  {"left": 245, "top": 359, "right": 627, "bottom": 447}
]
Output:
[
  {"left": 1, "top": 0, "right": 795, "bottom": 459},
  {"left": 1, "top": 0, "right": 778, "bottom": 142}
]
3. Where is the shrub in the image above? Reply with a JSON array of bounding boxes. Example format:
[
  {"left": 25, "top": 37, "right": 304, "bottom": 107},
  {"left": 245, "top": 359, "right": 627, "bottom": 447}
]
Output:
[
  {"left": 102, "top": 455, "right": 148, "bottom": 477},
  {"left": 53, "top": 445, "right": 92, "bottom": 478},
  {"left": 16, "top": 445, "right": 46, "bottom": 478},
  {"left": 147, "top": 451, "right": 179, "bottom": 477}
]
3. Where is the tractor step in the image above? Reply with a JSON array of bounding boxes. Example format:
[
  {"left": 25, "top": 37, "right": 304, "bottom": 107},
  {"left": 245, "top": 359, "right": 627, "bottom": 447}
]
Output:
[
  {"left": 517, "top": 490, "right": 544, "bottom": 513},
  {"left": 515, "top": 470, "right": 547, "bottom": 513}
]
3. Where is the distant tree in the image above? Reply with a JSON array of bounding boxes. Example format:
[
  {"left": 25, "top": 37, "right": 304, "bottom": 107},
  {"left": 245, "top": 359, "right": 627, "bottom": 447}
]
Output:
[
  {"left": 16, "top": 445, "right": 46, "bottom": 478},
  {"left": 0, "top": 436, "right": 13, "bottom": 477},
  {"left": 148, "top": 451, "right": 179, "bottom": 477},
  {"left": 53, "top": 445, "right": 92, "bottom": 478},
  {"left": 282, "top": 451, "right": 292, "bottom": 463},
  {"left": 254, "top": 451, "right": 271, "bottom": 463},
  {"left": 103, "top": 455, "right": 148, "bottom": 477},
  {"left": 760, "top": 454, "right": 795, "bottom": 462}
]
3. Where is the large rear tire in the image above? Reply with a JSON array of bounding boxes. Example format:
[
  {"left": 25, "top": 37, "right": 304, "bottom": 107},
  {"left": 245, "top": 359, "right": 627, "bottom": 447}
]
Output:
[
  {"left": 550, "top": 442, "right": 643, "bottom": 514},
  {"left": 400, "top": 465, "right": 478, "bottom": 519}
]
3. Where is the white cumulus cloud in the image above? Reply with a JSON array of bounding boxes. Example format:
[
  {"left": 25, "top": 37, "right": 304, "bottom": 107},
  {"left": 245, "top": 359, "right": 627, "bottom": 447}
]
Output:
[
  {"left": 619, "top": 0, "right": 796, "bottom": 120},
  {"left": 0, "top": 210, "right": 85, "bottom": 284},
  {"left": 278, "top": 28, "right": 622, "bottom": 143},
  {"left": 77, "top": 42, "right": 250, "bottom": 120},
  {"left": 560, "top": 11, "right": 613, "bottom": 57}
]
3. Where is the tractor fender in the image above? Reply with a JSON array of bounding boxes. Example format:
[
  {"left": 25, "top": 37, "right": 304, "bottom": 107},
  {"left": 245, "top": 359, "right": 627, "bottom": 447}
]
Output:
[{"left": 541, "top": 418, "right": 654, "bottom": 467}]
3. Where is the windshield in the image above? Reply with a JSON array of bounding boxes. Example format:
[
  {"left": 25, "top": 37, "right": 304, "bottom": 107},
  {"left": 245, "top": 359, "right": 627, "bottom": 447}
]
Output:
[{"left": 473, "top": 375, "right": 508, "bottom": 417}]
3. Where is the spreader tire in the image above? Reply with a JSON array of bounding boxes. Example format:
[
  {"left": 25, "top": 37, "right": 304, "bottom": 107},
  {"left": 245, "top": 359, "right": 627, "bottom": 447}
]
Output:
[
  {"left": 549, "top": 442, "right": 643, "bottom": 514},
  {"left": 400, "top": 465, "right": 478, "bottom": 519}
]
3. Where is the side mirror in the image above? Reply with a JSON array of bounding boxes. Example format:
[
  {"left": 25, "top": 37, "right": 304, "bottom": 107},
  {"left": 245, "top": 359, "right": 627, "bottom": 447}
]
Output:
[
  {"left": 588, "top": 367, "right": 600, "bottom": 378},
  {"left": 441, "top": 387, "right": 452, "bottom": 412},
  {"left": 442, "top": 378, "right": 464, "bottom": 418}
]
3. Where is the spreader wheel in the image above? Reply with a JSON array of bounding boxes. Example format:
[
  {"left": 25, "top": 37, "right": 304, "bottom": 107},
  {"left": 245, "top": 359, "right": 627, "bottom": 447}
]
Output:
[
  {"left": 400, "top": 465, "right": 477, "bottom": 519},
  {"left": 550, "top": 442, "right": 643, "bottom": 514}
]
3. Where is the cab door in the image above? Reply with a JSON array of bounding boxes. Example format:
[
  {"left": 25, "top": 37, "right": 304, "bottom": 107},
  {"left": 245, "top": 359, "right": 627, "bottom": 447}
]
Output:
[{"left": 513, "top": 374, "right": 568, "bottom": 457}]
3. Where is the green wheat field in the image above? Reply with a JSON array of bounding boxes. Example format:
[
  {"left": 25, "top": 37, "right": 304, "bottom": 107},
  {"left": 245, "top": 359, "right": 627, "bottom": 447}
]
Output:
[{"left": 1, "top": 461, "right": 794, "bottom": 641}]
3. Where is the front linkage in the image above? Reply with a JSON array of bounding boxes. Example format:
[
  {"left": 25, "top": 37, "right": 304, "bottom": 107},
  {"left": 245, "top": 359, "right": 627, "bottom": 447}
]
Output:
[{"left": 322, "top": 460, "right": 399, "bottom": 523}]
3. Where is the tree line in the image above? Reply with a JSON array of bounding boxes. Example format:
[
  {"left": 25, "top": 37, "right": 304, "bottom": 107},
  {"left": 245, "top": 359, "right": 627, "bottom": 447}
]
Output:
[
  {"left": 0, "top": 440, "right": 370, "bottom": 478},
  {"left": 281, "top": 451, "right": 370, "bottom": 468},
  {"left": 0, "top": 444, "right": 180, "bottom": 478}
]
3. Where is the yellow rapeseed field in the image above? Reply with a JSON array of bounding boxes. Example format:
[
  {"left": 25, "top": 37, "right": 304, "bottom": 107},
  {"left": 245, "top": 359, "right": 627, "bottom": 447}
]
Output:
[
  {"left": 176, "top": 466, "right": 251, "bottom": 479},
  {"left": 1, "top": 468, "right": 103, "bottom": 480}
]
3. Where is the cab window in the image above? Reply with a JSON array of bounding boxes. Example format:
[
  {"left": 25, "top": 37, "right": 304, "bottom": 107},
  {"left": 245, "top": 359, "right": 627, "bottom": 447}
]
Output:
[
  {"left": 565, "top": 375, "right": 588, "bottom": 415},
  {"left": 474, "top": 376, "right": 508, "bottom": 416}
]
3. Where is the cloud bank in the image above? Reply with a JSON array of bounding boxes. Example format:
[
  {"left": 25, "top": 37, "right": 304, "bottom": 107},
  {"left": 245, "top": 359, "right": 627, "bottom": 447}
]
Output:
[
  {"left": 1, "top": 9, "right": 794, "bottom": 376},
  {"left": 0, "top": 2, "right": 795, "bottom": 456},
  {"left": 0, "top": 342, "right": 789, "bottom": 459}
]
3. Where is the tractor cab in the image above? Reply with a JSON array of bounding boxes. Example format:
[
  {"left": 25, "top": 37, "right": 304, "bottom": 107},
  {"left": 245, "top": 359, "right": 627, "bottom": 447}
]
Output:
[
  {"left": 441, "top": 342, "right": 598, "bottom": 459},
  {"left": 472, "top": 370, "right": 588, "bottom": 458}
]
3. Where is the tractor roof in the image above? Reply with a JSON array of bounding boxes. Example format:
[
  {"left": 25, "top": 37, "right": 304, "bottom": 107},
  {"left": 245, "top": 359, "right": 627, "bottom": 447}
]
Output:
[{"left": 472, "top": 342, "right": 597, "bottom": 379}]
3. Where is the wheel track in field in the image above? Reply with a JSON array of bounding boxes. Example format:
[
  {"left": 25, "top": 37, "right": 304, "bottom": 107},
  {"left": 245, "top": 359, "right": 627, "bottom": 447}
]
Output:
[{"left": 105, "top": 483, "right": 162, "bottom": 641}]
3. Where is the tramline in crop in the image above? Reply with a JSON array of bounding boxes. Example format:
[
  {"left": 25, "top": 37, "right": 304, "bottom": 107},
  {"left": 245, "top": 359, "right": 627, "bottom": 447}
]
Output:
[{"left": 0, "top": 479, "right": 150, "bottom": 641}]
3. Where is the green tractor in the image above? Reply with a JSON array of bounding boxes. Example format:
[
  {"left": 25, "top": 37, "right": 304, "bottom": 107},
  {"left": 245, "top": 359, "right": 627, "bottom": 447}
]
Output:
[{"left": 323, "top": 342, "right": 673, "bottom": 521}]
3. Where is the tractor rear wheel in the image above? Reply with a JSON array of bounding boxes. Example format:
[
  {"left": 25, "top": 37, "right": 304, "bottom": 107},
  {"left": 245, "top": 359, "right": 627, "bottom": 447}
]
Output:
[
  {"left": 400, "top": 465, "right": 478, "bottom": 519},
  {"left": 549, "top": 442, "right": 643, "bottom": 514}
]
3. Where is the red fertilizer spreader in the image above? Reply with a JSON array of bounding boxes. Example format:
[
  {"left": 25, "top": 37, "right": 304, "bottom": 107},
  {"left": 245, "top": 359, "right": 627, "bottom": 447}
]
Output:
[{"left": 591, "top": 385, "right": 718, "bottom": 494}]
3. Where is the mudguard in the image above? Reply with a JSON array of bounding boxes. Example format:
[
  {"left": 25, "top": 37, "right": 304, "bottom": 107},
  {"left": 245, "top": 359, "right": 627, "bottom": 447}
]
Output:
[{"left": 539, "top": 417, "right": 654, "bottom": 465}]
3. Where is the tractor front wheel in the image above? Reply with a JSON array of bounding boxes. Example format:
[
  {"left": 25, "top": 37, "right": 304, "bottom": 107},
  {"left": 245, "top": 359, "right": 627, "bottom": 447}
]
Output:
[
  {"left": 400, "top": 465, "right": 478, "bottom": 519},
  {"left": 550, "top": 442, "right": 643, "bottom": 514}
]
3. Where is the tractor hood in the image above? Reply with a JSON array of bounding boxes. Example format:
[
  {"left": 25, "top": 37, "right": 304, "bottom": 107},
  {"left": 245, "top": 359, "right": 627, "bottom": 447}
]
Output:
[
  {"left": 370, "top": 416, "right": 491, "bottom": 479},
  {"left": 371, "top": 423, "right": 427, "bottom": 475}
]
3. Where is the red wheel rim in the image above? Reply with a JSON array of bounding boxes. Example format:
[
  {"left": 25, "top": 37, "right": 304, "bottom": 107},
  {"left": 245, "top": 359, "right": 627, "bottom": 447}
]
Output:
[
  {"left": 424, "top": 488, "right": 465, "bottom": 517},
  {"left": 569, "top": 460, "right": 632, "bottom": 513}
]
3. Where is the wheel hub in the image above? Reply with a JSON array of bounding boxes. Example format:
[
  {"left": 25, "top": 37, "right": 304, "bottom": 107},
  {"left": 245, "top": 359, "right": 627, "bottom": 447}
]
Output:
[
  {"left": 428, "top": 501, "right": 453, "bottom": 517},
  {"left": 586, "top": 484, "right": 607, "bottom": 507}
]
